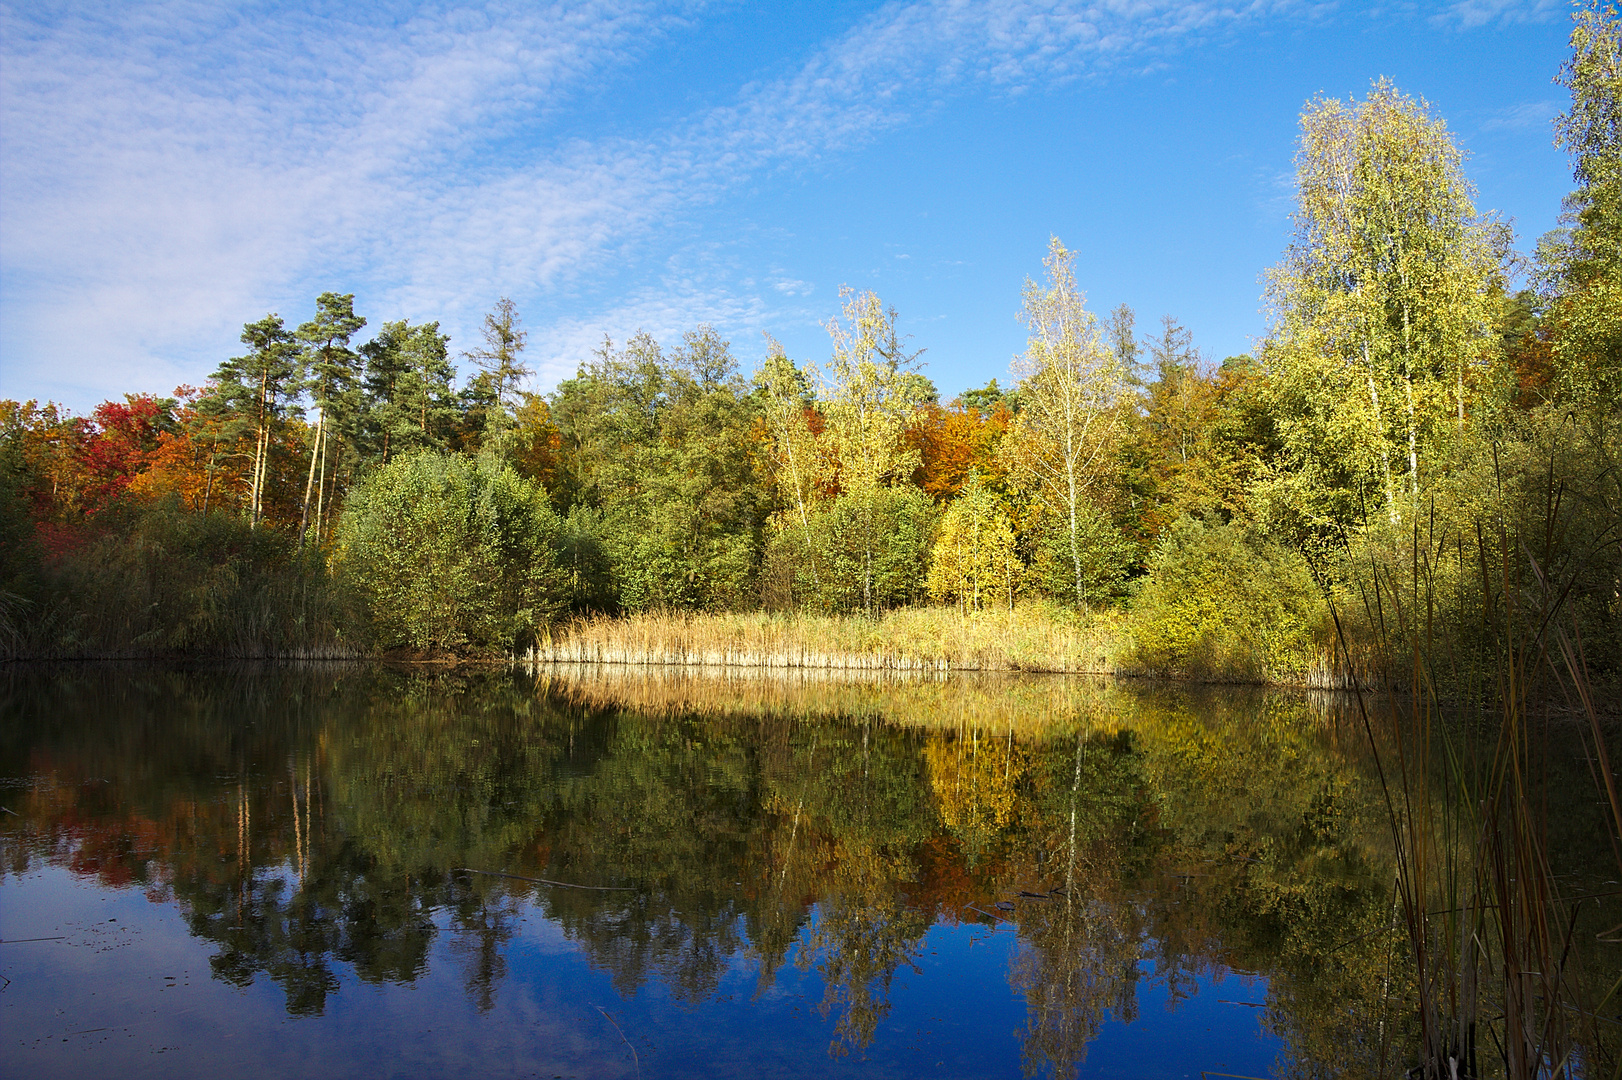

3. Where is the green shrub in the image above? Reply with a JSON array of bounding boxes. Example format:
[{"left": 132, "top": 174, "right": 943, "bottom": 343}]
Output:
[
  {"left": 336, "top": 451, "right": 565, "bottom": 653},
  {"left": 1334, "top": 405, "right": 1622, "bottom": 691},
  {"left": 1130, "top": 515, "right": 1328, "bottom": 682}
]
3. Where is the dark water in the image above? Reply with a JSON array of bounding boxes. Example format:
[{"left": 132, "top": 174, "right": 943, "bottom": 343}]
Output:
[{"left": 0, "top": 665, "right": 1609, "bottom": 1078}]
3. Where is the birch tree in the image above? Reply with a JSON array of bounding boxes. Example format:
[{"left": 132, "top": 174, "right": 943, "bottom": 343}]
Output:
[
  {"left": 1006, "top": 238, "right": 1127, "bottom": 607},
  {"left": 756, "top": 336, "right": 825, "bottom": 589},
  {"left": 927, "top": 475, "right": 1019, "bottom": 612},
  {"left": 1263, "top": 81, "right": 1509, "bottom": 530},
  {"left": 1551, "top": 0, "right": 1621, "bottom": 291},
  {"left": 1542, "top": 1, "right": 1621, "bottom": 412}
]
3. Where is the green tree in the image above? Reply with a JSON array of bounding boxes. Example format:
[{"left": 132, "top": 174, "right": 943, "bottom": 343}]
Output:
[
  {"left": 1105, "top": 302, "right": 1140, "bottom": 385},
  {"left": 800, "top": 486, "right": 937, "bottom": 613},
  {"left": 1549, "top": 1, "right": 1622, "bottom": 292},
  {"left": 1262, "top": 81, "right": 1510, "bottom": 535},
  {"left": 755, "top": 336, "right": 826, "bottom": 593},
  {"left": 465, "top": 298, "right": 532, "bottom": 446},
  {"left": 359, "top": 321, "right": 457, "bottom": 464},
  {"left": 335, "top": 451, "right": 564, "bottom": 653},
  {"left": 549, "top": 327, "right": 768, "bottom": 611},
  {"left": 815, "top": 287, "right": 933, "bottom": 617},
  {"left": 1027, "top": 500, "right": 1135, "bottom": 606},
  {"left": 1540, "top": 2, "right": 1622, "bottom": 414}
]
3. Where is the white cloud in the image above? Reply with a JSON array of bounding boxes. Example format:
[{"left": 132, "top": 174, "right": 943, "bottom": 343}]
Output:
[
  {"left": 1479, "top": 98, "right": 1561, "bottom": 132},
  {"left": 1433, "top": 0, "right": 1560, "bottom": 29},
  {"left": 1, "top": 0, "right": 1300, "bottom": 406}
]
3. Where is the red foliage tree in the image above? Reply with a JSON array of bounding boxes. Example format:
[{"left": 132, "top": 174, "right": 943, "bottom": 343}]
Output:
[{"left": 76, "top": 394, "right": 174, "bottom": 513}]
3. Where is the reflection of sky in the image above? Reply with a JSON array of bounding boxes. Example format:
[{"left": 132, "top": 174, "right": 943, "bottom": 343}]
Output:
[{"left": 2, "top": 865, "right": 1280, "bottom": 1079}]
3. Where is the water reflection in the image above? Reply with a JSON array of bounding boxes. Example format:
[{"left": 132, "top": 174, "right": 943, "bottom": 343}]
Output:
[{"left": 0, "top": 664, "right": 1490, "bottom": 1076}]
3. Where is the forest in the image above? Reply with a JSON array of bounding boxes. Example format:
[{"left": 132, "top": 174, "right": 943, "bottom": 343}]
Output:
[{"left": 1, "top": 7, "right": 1617, "bottom": 689}]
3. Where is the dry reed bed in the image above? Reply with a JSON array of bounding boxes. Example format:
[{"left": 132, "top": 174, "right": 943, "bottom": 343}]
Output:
[
  {"left": 525, "top": 606, "right": 1367, "bottom": 688},
  {"left": 528, "top": 606, "right": 1128, "bottom": 674}
]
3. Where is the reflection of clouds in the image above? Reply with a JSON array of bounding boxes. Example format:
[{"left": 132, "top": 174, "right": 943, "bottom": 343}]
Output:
[
  {"left": 510, "top": 916, "right": 583, "bottom": 957},
  {"left": 5, "top": 0, "right": 1295, "bottom": 404}
]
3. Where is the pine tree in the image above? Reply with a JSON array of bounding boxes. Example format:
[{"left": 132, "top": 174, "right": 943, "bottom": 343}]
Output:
[
  {"left": 209, "top": 314, "right": 301, "bottom": 526},
  {"left": 296, "top": 292, "right": 366, "bottom": 545}
]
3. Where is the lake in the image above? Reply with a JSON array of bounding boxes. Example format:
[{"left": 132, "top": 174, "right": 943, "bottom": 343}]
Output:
[{"left": 1, "top": 664, "right": 1612, "bottom": 1078}]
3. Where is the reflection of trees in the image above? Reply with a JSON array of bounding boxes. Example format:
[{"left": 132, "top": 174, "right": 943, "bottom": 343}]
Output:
[
  {"left": 1002, "top": 729, "right": 1149, "bottom": 1076},
  {"left": 2, "top": 666, "right": 1549, "bottom": 1076},
  {"left": 445, "top": 880, "right": 518, "bottom": 1012},
  {"left": 926, "top": 727, "right": 1021, "bottom": 862},
  {"left": 1010, "top": 892, "right": 1140, "bottom": 1078},
  {"left": 778, "top": 720, "right": 932, "bottom": 1054},
  {"left": 801, "top": 886, "right": 929, "bottom": 1055}
]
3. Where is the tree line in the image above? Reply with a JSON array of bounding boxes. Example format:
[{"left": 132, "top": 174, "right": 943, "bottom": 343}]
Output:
[{"left": 1, "top": 4, "right": 1616, "bottom": 673}]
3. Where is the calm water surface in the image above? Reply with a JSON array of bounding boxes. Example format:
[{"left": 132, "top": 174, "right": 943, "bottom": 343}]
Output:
[{"left": 2, "top": 664, "right": 1585, "bottom": 1078}]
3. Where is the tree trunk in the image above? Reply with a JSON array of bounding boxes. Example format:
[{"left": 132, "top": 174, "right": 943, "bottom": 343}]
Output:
[
  {"left": 1365, "top": 338, "right": 1398, "bottom": 524},
  {"left": 299, "top": 412, "right": 323, "bottom": 546},
  {"left": 313, "top": 429, "right": 329, "bottom": 546}
]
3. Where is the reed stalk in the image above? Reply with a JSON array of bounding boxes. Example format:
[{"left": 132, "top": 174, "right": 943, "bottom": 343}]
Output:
[{"left": 1335, "top": 484, "right": 1620, "bottom": 1078}]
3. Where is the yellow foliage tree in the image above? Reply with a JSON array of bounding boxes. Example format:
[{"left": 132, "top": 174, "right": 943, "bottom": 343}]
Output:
[{"left": 926, "top": 477, "right": 1019, "bottom": 611}]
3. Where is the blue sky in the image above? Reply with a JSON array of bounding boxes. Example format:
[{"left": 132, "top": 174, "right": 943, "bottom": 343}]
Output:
[{"left": 0, "top": 0, "right": 1580, "bottom": 411}]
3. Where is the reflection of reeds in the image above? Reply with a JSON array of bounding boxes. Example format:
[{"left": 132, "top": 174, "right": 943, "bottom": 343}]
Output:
[
  {"left": 530, "top": 662, "right": 1132, "bottom": 734},
  {"left": 525, "top": 605, "right": 1127, "bottom": 674},
  {"left": 1337, "top": 499, "right": 1621, "bottom": 1079}
]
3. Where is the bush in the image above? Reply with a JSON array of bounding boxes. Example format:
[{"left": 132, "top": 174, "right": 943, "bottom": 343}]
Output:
[
  {"left": 336, "top": 451, "right": 564, "bottom": 653},
  {"left": 1333, "top": 405, "right": 1622, "bottom": 691},
  {"left": 1130, "top": 515, "right": 1328, "bottom": 682}
]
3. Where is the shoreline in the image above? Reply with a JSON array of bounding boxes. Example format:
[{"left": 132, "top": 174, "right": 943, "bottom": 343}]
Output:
[{"left": 3, "top": 604, "right": 1363, "bottom": 688}]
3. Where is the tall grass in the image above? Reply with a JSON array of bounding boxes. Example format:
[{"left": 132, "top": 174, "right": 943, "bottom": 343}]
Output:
[
  {"left": 528, "top": 603, "right": 1129, "bottom": 674},
  {"left": 4, "top": 498, "right": 359, "bottom": 660},
  {"left": 1336, "top": 493, "right": 1621, "bottom": 1078}
]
